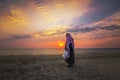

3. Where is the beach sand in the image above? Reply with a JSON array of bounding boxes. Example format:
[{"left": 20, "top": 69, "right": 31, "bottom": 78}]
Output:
[{"left": 0, "top": 53, "right": 120, "bottom": 80}]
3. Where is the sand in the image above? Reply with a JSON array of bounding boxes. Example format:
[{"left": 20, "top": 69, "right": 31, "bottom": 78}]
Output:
[{"left": 0, "top": 53, "right": 120, "bottom": 80}]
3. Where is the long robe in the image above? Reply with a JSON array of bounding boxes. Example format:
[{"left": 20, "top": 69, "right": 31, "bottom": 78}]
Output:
[{"left": 65, "top": 43, "right": 75, "bottom": 65}]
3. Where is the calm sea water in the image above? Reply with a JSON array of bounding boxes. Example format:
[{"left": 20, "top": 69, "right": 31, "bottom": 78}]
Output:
[{"left": 0, "top": 48, "right": 120, "bottom": 55}]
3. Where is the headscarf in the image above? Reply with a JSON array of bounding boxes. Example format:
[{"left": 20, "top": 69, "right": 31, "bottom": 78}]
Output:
[{"left": 65, "top": 33, "right": 74, "bottom": 48}]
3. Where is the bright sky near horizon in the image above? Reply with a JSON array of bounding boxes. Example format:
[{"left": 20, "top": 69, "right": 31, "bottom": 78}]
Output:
[{"left": 0, "top": 0, "right": 120, "bottom": 48}]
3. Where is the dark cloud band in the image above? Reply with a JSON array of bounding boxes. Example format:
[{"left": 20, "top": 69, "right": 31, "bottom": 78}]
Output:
[{"left": 67, "top": 25, "right": 120, "bottom": 33}]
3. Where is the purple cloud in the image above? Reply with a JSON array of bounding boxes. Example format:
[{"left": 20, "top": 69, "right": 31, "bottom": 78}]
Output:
[{"left": 10, "top": 35, "right": 32, "bottom": 40}]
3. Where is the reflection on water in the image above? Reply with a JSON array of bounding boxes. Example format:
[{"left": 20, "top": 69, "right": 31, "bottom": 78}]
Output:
[
  {"left": 0, "top": 48, "right": 120, "bottom": 55},
  {"left": 0, "top": 48, "right": 63, "bottom": 55}
]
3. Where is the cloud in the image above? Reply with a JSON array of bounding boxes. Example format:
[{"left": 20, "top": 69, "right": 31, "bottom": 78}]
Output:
[
  {"left": 72, "top": 0, "right": 120, "bottom": 25},
  {"left": 67, "top": 25, "right": 120, "bottom": 34},
  {"left": 100, "top": 25, "right": 120, "bottom": 31},
  {"left": 33, "top": 0, "right": 45, "bottom": 5},
  {"left": 67, "top": 25, "right": 120, "bottom": 33},
  {"left": 67, "top": 27, "right": 97, "bottom": 33},
  {"left": 0, "top": 0, "right": 11, "bottom": 15},
  {"left": 33, "top": 27, "right": 66, "bottom": 38},
  {"left": 67, "top": 12, "right": 120, "bottom": 40},
  {"left": 10, "top": 35, "right": 32, "bottom": 40},
  {"left": 0, "top": 34, "right": 32, "bottom": 48},
  {"left": 0, "top": 0, "right": 31, "bottom": 15},
  {"left": 0, "top": 35, "right": 32, "bottom": 42}
]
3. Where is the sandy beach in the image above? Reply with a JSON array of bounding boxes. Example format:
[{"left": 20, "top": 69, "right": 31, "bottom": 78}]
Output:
[{"left": 0, "top": 53, "right": 120, "bottom": 80}]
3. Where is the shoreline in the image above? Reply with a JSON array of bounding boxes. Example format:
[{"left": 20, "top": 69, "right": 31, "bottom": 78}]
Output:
[{"left": 0, "top": 52, "right": 120, "bottom": 58}]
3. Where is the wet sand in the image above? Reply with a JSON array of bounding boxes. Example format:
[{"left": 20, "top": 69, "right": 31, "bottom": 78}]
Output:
[{"left": 0, "top": 53, "right": 120, "bottom": 80}]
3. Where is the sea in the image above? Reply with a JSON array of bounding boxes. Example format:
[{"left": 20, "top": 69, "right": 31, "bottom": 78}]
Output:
[{"left": 0, "top": 48, "right": 120, "bottom": 55}]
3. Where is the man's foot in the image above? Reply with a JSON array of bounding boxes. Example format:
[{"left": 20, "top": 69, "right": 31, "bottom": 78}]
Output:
[{"left": 67, "top": 65, "right": 73, "bottom": 67}]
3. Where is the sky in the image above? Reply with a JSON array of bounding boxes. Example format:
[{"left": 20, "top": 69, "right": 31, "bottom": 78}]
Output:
[{"left": 0, "top": 0, "right": 120, "bottom": 48}]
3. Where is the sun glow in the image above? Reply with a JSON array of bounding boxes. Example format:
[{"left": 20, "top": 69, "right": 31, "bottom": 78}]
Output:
[{"left": 58, "top": 42, "right": 64, "bottom": 47}]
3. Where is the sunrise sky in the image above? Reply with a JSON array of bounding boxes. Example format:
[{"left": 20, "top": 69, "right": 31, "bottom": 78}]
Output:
[{"left": 0, "top": 0, "right": 120, "bottom": 48}]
